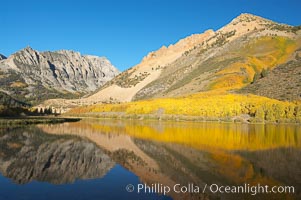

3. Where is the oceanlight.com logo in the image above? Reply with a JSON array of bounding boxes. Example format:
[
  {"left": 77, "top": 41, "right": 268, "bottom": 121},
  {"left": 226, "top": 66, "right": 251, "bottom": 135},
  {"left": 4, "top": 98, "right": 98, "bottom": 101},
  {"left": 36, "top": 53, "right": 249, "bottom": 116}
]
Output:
[
  {"left": 208, "top": 183, "right": 295, "bottom": 196},
  {"left": 125, "top": 183, "right": 295, "bottom": 196}
]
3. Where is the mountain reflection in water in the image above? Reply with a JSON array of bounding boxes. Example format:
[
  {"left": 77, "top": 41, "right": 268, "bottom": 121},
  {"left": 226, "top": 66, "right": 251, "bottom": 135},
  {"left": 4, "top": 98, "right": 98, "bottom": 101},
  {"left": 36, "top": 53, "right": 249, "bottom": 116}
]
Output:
[
  {"left": 0, "top": 119, "right": 300, "bottom": 200},
  {"left": 0, "top": 126, "right": 114, "bottom": 184}
]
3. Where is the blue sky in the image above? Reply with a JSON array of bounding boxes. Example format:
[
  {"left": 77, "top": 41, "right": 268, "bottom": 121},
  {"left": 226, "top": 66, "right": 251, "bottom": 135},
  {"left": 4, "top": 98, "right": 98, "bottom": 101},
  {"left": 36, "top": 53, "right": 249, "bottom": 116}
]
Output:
[{"left": 1, "top": 0, "right": 300, "bottom": 71}]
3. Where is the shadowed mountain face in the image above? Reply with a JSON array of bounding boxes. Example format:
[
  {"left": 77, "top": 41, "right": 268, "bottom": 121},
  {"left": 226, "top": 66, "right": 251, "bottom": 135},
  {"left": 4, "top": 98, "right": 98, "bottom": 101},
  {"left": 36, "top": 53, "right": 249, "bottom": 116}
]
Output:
[
  {"left": 0, "top": 91, "right": 29, "bottom": 107},
  {"left": 0, "top": 126, "right": 115, "bottom": 184},
  {"left": 0, "top": 54, "right": 6, "bottom": 60},
  {"left": 0, "top": 47, "right": 120, "bottom": 105},
  {"left": 239, "top": 56, "right": 301, "bottom": 101},
  {"left": 0, "top": 91, "right": 30, "bottom": 117}
]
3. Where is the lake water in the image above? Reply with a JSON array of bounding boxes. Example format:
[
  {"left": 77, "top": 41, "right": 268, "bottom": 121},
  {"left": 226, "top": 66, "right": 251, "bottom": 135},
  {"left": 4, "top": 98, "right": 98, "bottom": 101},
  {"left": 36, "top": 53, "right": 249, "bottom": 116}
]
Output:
[{"left": 0, "top": 119, "right": 300, "bottom": 200}]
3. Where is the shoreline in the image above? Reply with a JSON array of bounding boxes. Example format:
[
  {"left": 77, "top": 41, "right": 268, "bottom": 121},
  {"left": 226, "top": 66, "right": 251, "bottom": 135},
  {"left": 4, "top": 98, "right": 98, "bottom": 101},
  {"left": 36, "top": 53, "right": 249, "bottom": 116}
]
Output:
[
  {"left": 64, "top": 113, "right": 301, "bottom": 125},
  {"left": 1, "top": 114, "right": 300, "bottom": 126},
  {"left": 0, "top": 117, "right": 81, "bottom": 125}
]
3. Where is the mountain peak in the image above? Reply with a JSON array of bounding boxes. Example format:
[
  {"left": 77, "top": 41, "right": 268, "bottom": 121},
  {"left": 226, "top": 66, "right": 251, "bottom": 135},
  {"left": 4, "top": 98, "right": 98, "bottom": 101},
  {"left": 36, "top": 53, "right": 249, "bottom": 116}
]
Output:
[
  {"left": 214, "top": 13, "right": 292, "bottom": 42},
  {"left": 236, "top": 13, "right": 260, "bottom": 20},
  {"left": 15, "top": 46, "right": 40, "bottom": 58},
  {"left": 228, "top": 13, "right": 273, "bottom": 27},
  {"left": 21, "top": 46, "right": 36, "bottom": 52}
]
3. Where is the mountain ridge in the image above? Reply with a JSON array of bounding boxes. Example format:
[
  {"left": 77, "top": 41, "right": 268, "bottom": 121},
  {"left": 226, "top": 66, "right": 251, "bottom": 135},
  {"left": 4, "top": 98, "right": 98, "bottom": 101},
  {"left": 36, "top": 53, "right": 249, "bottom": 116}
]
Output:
[
  {"left": 0, "top": 47, "right": 120, "bottom": 105},
  {"left": 84, "top": 29, "right": 216, "bottom": 103},
  {"left": 13, "top": 13, "right": 300, "bottom": 118},
  {"left": 65, "top": 13, "right": 301, "bottom": 106}
]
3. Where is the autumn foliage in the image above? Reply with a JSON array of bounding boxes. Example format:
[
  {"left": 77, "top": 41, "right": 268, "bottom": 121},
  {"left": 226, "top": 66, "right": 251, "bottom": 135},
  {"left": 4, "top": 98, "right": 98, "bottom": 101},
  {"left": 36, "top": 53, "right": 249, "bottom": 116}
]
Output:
[{"left": 68, "top": 91, "right": 301, "bottom": 123}]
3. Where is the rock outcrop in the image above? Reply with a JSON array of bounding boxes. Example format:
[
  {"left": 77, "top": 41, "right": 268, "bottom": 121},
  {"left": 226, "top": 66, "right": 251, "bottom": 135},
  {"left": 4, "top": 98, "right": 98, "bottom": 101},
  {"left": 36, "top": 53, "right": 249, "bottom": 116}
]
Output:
[{"left": 0, "top": 47, "right": 120, "bottom": 104}]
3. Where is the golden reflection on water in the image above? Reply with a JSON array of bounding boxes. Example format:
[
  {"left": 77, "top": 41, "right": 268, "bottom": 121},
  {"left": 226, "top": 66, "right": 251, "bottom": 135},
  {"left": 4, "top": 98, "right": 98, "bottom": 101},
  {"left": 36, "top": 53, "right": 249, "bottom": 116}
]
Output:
[
  {"left": 68, "top": 119, "right": 301, "bottom": 151},
  {"left": 38, "top": 119, "right": 301, "bottom": 200}
]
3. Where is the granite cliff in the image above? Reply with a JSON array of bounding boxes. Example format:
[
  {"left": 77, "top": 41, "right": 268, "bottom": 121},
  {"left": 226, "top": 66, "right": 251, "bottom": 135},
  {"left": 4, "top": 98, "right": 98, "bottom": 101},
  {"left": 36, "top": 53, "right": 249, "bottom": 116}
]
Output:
[{"left": 0, "top": 47, "right": 119, "bottom": 105}]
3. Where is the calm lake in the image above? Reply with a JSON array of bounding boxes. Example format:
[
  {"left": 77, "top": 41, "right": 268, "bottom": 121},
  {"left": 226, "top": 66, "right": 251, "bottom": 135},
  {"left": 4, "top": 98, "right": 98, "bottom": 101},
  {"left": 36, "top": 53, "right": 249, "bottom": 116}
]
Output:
[{"left": 0, "top": 119, "right": 300, "bottom": 200}]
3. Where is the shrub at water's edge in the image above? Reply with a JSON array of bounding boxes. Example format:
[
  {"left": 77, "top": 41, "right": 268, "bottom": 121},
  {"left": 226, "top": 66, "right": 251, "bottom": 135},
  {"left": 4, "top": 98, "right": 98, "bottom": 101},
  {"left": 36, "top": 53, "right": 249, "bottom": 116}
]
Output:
[{"left": 67, "top": 92, "right": 301, "bottom": 123}]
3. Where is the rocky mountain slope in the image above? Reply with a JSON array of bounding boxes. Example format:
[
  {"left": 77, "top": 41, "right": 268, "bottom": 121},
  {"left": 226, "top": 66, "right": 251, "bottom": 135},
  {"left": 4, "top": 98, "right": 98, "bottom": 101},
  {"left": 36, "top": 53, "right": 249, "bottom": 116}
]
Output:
[
  {"left": 0, "top": 91, "right": 30, "bottom": 117},
  {"left": 84, "top": 29, "right": 215, "bottom": 103},
  {"left": 0, "top": 91, "right": 29, "bottom": 107},
  {"left": 0, "top": 47, "right": 119, "bottom": 105},
  {"left": 239, "top": 55, "right": 301, "bottom": 101},
  {"left": 61, "top": 13, "right": 300, "bottom": 105},
  {"left": 131, "top": 14, "right": 301, "bottom": 101}
]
